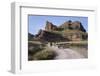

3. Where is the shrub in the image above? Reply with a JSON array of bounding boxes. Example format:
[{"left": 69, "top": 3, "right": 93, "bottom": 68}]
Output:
[
  {"left": 33, "top": 50, "right": 56, "bottom": 60},
  {"left": 28, "top": 42, "right": 45, "bottom": 55},
  {"left": 28, "top": 45, "right": 45, "bottom": 55}
]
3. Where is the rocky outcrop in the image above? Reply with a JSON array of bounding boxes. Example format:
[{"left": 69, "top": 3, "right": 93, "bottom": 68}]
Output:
[
  {"left": 45, "top": 20, "right": 86, "bottom": 32},
  {"left": 45, "top": 21, "right": 57, "bottom": 31},
  {"left": 35, "top": 30, "right": 69, "bottom": 42},
  {"left": 59, "top": 20, "right": 86, "bottom": 32}
]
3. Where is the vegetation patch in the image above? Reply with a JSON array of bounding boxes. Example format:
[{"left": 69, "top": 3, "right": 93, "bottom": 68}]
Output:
[{"left": 32, "top": 49, "right": 56, "bottom": 60}]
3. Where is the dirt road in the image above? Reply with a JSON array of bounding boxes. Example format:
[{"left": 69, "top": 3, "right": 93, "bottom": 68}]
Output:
[{"left": 50, "top": 46, "right": 85, "bottom": 59}]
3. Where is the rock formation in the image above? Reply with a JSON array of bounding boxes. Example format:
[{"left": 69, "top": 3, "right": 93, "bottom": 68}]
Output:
[
  {"left": 45, "top": 21, "right": 57, "bottom": 31},
  {"left": 35, "top": 30, "right": 69, "bottom": 42},
  {"left": 29, "top": 20, "right": 88, "bottom": 42},
  {"left": 59, "top": 20, "right": 86, "bottom": 32}
]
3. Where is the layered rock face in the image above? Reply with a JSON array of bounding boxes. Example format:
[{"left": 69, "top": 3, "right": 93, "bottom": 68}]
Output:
[
  {"left": 58, "top": 20, "right": 87, "bottom": 41},
  {"left": 35, "top": 30, "right": 69, "bottom": 42}
]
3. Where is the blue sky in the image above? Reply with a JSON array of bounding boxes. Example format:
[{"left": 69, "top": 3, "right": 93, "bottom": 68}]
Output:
[{"left": 28, "top": 15, "right": 88, "bottom": 35}]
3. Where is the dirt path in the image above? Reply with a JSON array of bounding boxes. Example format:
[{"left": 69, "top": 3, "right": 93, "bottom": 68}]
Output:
[{"left": 50, "top": 46, "right": 85, "bottom": 59}]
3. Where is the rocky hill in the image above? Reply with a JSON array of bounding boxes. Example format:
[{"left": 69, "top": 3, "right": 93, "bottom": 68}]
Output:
[{"left": 29, "top": 20, "right": 88, "bottom": 42}]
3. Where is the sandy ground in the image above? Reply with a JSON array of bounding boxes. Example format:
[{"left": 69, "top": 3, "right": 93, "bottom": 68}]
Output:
[{"left": 50, "top": 46, "right": 87, "bottom": 59}]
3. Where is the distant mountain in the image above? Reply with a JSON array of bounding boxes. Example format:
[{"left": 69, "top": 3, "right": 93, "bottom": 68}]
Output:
[{"left": 28, "top": 33, "right": 34, "bottom": 40}]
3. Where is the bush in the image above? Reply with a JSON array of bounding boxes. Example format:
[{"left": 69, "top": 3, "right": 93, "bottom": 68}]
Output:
[
  {"left": 28, "top": 46, "right": 44, "bottom": 55},
  {"left": 28, "top": 42, "right": 45, "bottom": 55},
  {"left": 33, "top": 50, "right": 56, "bottom": 60}
]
